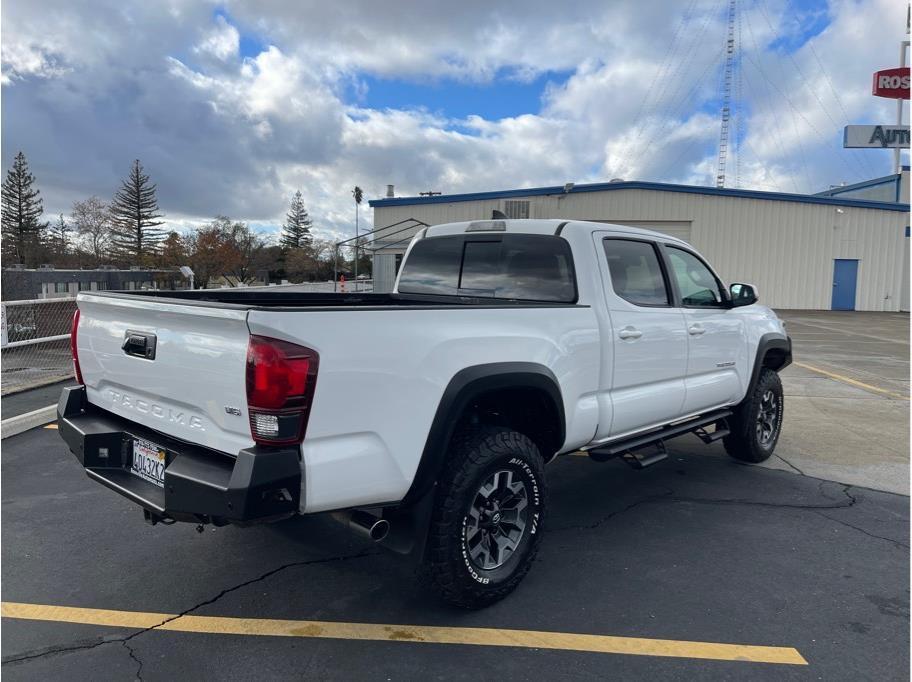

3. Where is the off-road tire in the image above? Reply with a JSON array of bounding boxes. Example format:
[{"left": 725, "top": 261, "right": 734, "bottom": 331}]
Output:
[
  {"left": 723, "top": 368, "right": 784, "bottom": 463},
  {"left": 425, "top": 426, "right": 546, "bottom": 609}
]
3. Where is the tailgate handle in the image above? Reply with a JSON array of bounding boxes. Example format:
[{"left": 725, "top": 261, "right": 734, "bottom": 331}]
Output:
[{"left": 122, "top": 331, "right": 157, "bottom": 360}]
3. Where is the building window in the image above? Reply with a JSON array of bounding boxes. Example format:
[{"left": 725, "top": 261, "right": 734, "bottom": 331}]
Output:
[
  {"left": 54, "top": 282, "right": 69, "bottom": 293},
  {"left": 503, "top": 200, "right": 530, "bottom": 219}
]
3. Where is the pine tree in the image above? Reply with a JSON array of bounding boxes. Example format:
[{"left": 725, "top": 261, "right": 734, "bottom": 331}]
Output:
[
  {"left": 281, "top": 191, "right": 313, "bottom": 249},
  {"left": 50, "top": 214, "right": 69, "bottom": 256},
  {"left": 109, "top": 159, "right": 165, "bottom": 262},
  {"left": 1, "top": 151, "right": 46, "bottom": 265}
]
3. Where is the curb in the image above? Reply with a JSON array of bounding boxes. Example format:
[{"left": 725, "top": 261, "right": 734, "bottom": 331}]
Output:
[{"left": 1, "top": 405, "right": 57, "bottom": 439}]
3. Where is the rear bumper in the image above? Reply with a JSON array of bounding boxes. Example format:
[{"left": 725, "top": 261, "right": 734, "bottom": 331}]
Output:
[{"left": 57, "top": 386, "right": 302, "bottom": 525}]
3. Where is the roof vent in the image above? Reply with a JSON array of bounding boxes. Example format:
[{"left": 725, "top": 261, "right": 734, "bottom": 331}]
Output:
[
  {"left": 38, "top": 263, "right": 54, "bottom": 270},
  {"left": 386, "top": 184, "right": 395, "bottom": 198},
  {"left": 609, "top": 178, "right": 624, "bottom": 183},
  {"left": 6, "top": 263, "right": 26, "bottom": 270},
  {"left": 129, "top": 265, "right": 142, "bottom": 271}
]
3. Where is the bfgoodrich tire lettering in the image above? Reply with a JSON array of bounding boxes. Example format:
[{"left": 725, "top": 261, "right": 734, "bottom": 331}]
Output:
[
  {"left": 425, "top": 426, "right": 546, "bottom": 609},
  {"left": 724, "top": 368, "right": 784, "bottom": 463}
]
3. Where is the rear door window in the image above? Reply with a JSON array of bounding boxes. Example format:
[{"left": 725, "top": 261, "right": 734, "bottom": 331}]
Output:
[
  {"left": 398, "top": 234, "right": 577, "bottom": 302},
  {"left": 602, "top": 239, "right": 670, "bottom": 306}
]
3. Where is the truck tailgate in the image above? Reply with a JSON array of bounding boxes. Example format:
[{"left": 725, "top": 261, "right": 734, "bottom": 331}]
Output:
[{"left": 75, "top": 293, "right": 254, "bottom": 455}]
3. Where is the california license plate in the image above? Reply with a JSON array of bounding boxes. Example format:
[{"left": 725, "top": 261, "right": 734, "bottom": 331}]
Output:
[{"left": 131, "top": 438, "right": 166, "bottom": 488}]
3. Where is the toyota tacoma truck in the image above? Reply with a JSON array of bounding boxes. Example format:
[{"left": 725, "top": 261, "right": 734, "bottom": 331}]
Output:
[{"left": 59, "top": 219, "right": 791, "bottom": 608}]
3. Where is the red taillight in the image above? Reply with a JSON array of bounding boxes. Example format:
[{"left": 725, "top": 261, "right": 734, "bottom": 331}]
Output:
[
  {"left": 71, "top": 309, "right": 84, "bottom": 385},
  {"left": 246, "top": 335, "right": 319, "bottom": 445}
]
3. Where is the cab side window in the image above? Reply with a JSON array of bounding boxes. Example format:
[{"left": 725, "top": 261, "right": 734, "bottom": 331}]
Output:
[
  {"left": 666, "top": 247, "right": 725, "bottom": 307},
  {"left": 602, "top": 239, "right": 670, "bottom": 306}
]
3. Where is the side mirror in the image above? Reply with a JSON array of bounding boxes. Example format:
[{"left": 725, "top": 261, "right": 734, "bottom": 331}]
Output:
[{"left": 729, "top": 283, "right": 758, "bottom": 307}]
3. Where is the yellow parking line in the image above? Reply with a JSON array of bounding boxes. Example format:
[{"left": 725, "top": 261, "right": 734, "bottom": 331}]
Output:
[
  {"left": 793, "top": 361, "right": 909, "bottom": 401},
  {"left": 44, "top": 423, "right": 59, "bottom": 429},
  {"left": 1, "top": 601, "right": 807, "bottom": 665}
]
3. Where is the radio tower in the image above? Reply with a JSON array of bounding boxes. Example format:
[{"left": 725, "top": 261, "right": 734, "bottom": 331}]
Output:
[{"left": 716, "top": 0, "right": 737, "bottom": 188}]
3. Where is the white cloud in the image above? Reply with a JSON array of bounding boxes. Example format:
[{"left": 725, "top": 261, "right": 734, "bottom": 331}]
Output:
[
  {"left": 0, "top": 0, "right": 907, "bottom": 243},
  {"left": 194, "top": 15, "right": 240, "bottom": 62}
]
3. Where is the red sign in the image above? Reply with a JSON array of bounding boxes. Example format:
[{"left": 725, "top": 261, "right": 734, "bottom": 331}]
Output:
[{"left": 872, "top": 67, "right": 910, "bottom": 99}]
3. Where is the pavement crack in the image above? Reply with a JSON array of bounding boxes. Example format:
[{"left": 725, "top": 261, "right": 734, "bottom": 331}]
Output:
[
  {"left": 666, "top": 494, "right": 854, "bottom": 511},
  {"left": 773, "top": 453, "right": 806, "bottom": 476},
  {"left": 136, "top": 547, "right": 379, "bottom": 637},
  {"left": 2, "top": 548, "right": 378, "bottom": 668},
  {"left": 121, "top": 639, "right": 144, "bottom": 681},
  {"left": 2, "top": 638, "right": 113, "bottom": 666},
  {"left": 551, "top": 482, "right": 860, "bottom": 534},
  {"left": 811, "top": 510, "right": 909, "bottom": 550},
  {"left": 551, "top": 487, "right": 676, "bottom": 532}
]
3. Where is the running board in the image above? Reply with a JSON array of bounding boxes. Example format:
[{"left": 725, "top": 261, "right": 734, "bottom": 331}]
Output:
[
  {"left": 622, "top": 441, "right": 667, "bottom": 469},
  {"left": 588, "top": 410, "right": 733, "bottom": 463}
]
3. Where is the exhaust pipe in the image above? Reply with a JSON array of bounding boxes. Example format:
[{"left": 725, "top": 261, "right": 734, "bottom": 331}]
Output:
[{"left": 332, "top": 510, "right": 390, "bottom": 542}]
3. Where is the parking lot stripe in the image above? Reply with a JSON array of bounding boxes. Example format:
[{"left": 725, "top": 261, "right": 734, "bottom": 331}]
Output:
[
  {"left": 792, "top": 361, "right": 909, "bottom": 401},
  {"left": 44, "top": 423, "right": 58, "bottom": 429},
  {"left": 2, "top": 601, "right": 807, "bottom": 665}
]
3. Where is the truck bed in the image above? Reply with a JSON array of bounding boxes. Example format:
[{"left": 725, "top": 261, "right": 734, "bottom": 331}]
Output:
[{"left": 91, "top": 289, "right": 582, "bottom": 309}]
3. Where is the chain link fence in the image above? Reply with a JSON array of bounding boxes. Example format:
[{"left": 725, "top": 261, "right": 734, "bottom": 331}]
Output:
[{"left": 2, "top": 298, "right": 77, "bottom": 395}]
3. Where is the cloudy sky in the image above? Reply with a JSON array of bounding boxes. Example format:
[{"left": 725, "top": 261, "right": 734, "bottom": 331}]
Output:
[{"left": 1, "top": 0, "right": 907, "bottom": 241}]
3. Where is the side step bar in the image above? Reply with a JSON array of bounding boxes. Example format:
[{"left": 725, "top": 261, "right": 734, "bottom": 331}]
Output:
[
  {"left": 588, "top": 409, "right": 732, "bottom": 465},
  {"left": 622, "top": 441, "right": 668, "bottom": 469}
]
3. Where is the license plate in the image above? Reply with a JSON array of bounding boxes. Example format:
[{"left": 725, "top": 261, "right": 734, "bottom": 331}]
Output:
[{"left": 131, "top": 438, "right": 166, "bottom": 488}]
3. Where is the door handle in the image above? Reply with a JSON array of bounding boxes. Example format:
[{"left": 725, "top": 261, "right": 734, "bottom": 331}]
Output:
[
  {"left": 688, "top": 324, "right": 706, "bottom": 336},
  {"left": 618, "top": 327, "right": 642, "bottom": 340}
]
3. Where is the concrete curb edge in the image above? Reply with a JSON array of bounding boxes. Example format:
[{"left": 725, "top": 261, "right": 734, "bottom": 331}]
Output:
[{"left": 1, "top": 405, "right": 56, "bottom": 439}]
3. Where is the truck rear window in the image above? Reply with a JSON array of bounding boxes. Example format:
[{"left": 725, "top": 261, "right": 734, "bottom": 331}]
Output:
[{"left": 397, "top": 234, "right": 577, "bottom": 302}]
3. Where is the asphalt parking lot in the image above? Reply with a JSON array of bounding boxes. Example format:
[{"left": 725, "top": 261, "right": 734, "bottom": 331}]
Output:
[{"left": 2, "top": 311, "right": 909, "bottom": 680}]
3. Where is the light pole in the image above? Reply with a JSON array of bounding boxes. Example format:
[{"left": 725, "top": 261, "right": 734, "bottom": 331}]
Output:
[{"left": 352, "top": 186, "right": 363, "bottom": 285}]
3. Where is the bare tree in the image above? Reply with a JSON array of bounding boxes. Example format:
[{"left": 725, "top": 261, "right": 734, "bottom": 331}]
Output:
[
  {"left": 223, "top": 220, "right": 266, "bottom": 286},
  {"left": 71, "top": 196, "right": 111, "bottom": 263},
  {"left": 186, "top": 216, "right": 267, "bottom": 287}
]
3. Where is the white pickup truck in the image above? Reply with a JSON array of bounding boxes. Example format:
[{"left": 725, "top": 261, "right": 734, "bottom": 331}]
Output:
[{"left": 59, "top": 219, "right": 791, "bottom": 608}]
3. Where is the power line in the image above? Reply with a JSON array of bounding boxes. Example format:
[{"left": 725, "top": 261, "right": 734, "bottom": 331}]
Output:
[
  {"left": 742, "top": 6, "right": 801, "bottom": 192},
  {"left": 617, "top": 0, "right": 702, "bottom": 176},
  {"left": 797, "top": 14, "right": 878, "bottom": 177},
  {"left": 627, "top": 5, "right": 725, "bottom": 177},
  {"left": 755, "top": 0, "right": 872, "bottom": 181},
  {"left": 624, "top": 0, "right": 722, "bottom": 177}
]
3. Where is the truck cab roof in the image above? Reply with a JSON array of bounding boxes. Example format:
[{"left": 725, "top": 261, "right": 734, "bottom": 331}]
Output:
[{"left": 424, "top": 218, "right": 688, "bottom": 246}]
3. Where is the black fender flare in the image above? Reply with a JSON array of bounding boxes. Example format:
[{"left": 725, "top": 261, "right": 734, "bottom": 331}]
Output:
[
  {"left": 746, "top": 333, "right": 792, "bottom": 398},
  {"left": 403, "top": 362, "right": 565, "bottom": 507},
  {"left": 380, "top": 362, "right": 564, "bottom": 559}
]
